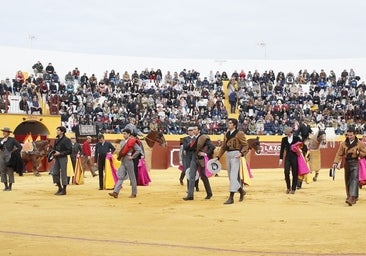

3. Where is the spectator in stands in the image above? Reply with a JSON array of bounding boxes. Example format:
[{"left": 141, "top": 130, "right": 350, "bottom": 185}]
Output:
[
  {"left": 32, "top": 61, "right": 43, "bottom": 75},
  {"left": 228, "top": 89, "right": 238, "bottom": 114},
  {"left": 51, "top": 72, "right": 60, "bottom": 84},
  {"left": 30, "top": 96, "right": 42, "bottom": 115},
  {"left": 45, "top": 63, "right": 55, "bottom": 75},
  {"left": 19, "top": 96, "right": 29, "bottom": 114},
  {"left": 72, "top": 68, "right": 80, "bottom": 81},
  {"left": 263, "top": 119, "right": 275, "bottom": 135},
  {"left": 336, "top": 118, "right": 348, "bottom": 135},
  {"left": 0, "top": 94, "right": 9, "bottom": 113}
]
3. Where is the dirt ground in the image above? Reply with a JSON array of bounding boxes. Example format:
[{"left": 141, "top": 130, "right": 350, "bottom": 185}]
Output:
[{"left": 1, "top": 167, "right": 366, "bottom": 256}]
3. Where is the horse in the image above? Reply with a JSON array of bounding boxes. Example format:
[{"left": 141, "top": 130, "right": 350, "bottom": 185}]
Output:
[
  {"left": 245, "top": 136, "right": 261, "bottom": 166},
  {"left": 307, "top": 130, "right": 327, "bottom": 182},
  {"left": 216, "top": 136, "right": 261, "bottom": 170},
  {"left": 21, "top": 140, "right": 52, "bottom": 176},
  {"left": 112, "top": 131, "right": 167, "bottom": 172},
  {"left": 139, "top": 131, "right": 167, "bottom": 171}
]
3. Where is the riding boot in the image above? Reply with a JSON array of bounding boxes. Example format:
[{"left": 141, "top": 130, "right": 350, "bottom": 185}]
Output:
[
  {"left": 8, "top": 183, "right": 12, "bottom": 191},
  {"left": 3, "top": 182, "right": 9, "bottom": 191},
  {"left": 238, "top": 187, "right": 246, "bottom": 202},
  {"left": 55, "top": 182, "right": 62, "bottom": 195},
  {"left": 224, "top": 192, "right": 235, "bottom": 204},
  {"left": 297, "top": 180, "right": 303, "bottom": 189},
  {"left": 62, "top": 185, "right": 67, "bottom": 195}
]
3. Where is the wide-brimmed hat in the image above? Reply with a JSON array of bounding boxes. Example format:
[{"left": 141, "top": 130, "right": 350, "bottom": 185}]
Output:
[
  {"left": 47, "top": 150, "right": 57, "bottom": 162},
  {"left": 207, "top": 159, "right": 222, "bottom": 175},
  {"left": 185, "top": 168, "right": 199, "bottom": 181},
  {"left": 1, "top": 127, "right": 12, "bottom": 133}
]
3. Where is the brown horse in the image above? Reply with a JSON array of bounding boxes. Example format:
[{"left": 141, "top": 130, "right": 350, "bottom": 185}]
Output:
[
  {"left": 308, "top": 130, "right": 327, "bottom": 181},
  {"left": 139, "top": 131, "right": 167, "bottom": 171},
  {"left": 142, "top": 131, "right": 167, "bottom": 148},
  {"left": 112, "top": 131, "right": 167, "bottom": 171},
  {"left": 246, "top": 136, "right": 261, "bottom": 166},
  {"left": 216, "top": 136, "right": 261, "bottom": 170},
  {"left": 21, "top": 140, "right": 52, "bottom": 176}
]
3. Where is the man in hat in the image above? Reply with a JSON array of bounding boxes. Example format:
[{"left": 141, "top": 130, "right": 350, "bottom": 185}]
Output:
[
  {"left": 81, "top": 136, "right": 97, "bottom": 177},
  {"left": 50, "top": 126, "right": 72, "bottom": 195},
  {"left": 279, "top": 126, "right": 302, "bottom": 194},
  {"left": 0, "top": 127, "right": 22, "bottom": 191},
  {"left": 183, "top": 124, "right": 215, "bottom": 201},
  {"left": 94, "top": 134, "right": 115, "bottom": 190},
  {"left": 333, "top": 126, "right": 366, "bottom": 206},
  {"left": 216, "top": 118, "right": 248, "bottom": 204}
]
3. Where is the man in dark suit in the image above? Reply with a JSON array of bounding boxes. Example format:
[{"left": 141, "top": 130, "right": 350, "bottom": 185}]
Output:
[
  {"left": 70, "top": 137, "right": 82, "bottom": 172},
  {"left": 94, "top": 134, "right": 115, "bottom": 190},
  {"left": 183, "top": 124, "right": 215, "bottom": 201},
  {"left": 279, "top": 126, "right": 302, "bottom": 194},
  {"left": 51, "top": 126, "right": 72, "bottom": 195},
  {"left": 0, "top": 127, "right": 22, "bottom": 191},
  {"left": 181, "top": 127, "right": 199, "bottom": 190}
]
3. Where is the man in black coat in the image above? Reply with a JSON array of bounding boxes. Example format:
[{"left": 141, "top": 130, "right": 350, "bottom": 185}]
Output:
[
  {"left": 51, "top": 126, "right": 72, "bottom": 195},
  {"left": 0, "top": 127, "right": 22, "bottom": 191},
  {"left": 279, "top": 127, "right": 302, "bottom": 194}
]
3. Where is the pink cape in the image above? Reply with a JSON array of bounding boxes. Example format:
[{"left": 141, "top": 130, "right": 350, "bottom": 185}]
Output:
[
  {"left": 359, "top": 158, "right": 366, "bottom": 185},
  {"left": 204, "top": 155, "right": 213, "bottom": 178},
  {"left": 291, "top": 142, "right": 310, "bottom": 176},
  {"left": 137, "top": 158, "right": 151, "bottom": 186}
]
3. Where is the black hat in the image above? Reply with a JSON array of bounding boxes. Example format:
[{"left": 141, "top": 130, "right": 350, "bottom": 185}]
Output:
[{"left": 47, "top": 150, "right": 56, "bottom": 162}]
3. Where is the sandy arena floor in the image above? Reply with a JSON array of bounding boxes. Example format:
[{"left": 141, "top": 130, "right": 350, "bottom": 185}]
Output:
[{"left": 1, "top": 168, "right": 365, "bottom": 256}]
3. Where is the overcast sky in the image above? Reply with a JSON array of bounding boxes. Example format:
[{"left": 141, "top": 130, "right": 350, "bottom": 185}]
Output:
[{"left": 1, "top": 0, "right": 366, "bottom": 60}]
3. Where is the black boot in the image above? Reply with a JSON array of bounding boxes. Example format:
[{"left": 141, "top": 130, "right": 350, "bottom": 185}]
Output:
[
  {"left": 60, "top": 185, "right": 67, "bottom": 195},
  {"left": 3, "top": 182, "right": 9, "bottom": 191},
  {"left": 313, "top": 172, "right": 319, "bottom": 182},
  {"left": 195, "top": 180, "right": 199, "bottom": 192},
  {"left": 238, "top": 187, "right": 246, "bottom": 202},
  {"left": 55, "top": 182, "right": 62, "bottom": 195},
  {"left": 8, "top": 183, "right": 12, "bottom": 191},
  {"left": 297, "top": 180, "right": 303, "bottom": 189},
  {"left": 224, "top": 192, "right": 235, "bottom": 204}
]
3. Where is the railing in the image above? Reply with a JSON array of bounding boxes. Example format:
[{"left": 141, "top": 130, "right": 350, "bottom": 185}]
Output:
[{"left": 1, "top": 93, "right": 60, "bottom": 116}]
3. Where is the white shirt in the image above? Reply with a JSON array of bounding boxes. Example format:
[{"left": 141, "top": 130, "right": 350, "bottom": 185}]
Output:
[{"left": 287, "top": 135, "right": 293, "bottom": 144}]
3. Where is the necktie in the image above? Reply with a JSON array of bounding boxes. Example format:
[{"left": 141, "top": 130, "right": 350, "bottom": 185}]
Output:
[{"left": 190, "top": 136, "right": 196, "bottom": 147}]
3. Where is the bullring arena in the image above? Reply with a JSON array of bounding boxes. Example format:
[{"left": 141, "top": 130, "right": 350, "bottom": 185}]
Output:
[{"left": 1, "top": 46, "right": 366, "bottom": 255}]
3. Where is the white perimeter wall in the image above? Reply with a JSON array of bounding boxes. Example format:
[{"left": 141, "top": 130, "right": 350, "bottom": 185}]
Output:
[{"left": 1, "top": 46, "right": 365, "bottom": 84}]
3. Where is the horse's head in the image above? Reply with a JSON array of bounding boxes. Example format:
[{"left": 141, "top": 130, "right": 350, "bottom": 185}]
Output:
[
  {"left": 34, "top": 140, "right": 52, "bottom": 156},
  {"left": 144, "top": 131, "right": 167, "bottom": 148},
  {"left": 155, "top": 132, "right": 167, "bottom": 147},
  {"left": 248, "top": 136, "right": 261, "bottom": 154}
]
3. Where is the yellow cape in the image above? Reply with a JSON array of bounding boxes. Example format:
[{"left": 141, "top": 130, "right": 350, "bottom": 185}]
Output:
[
  {"left": 67, "top": 155, "right": 74, "bottom": 178},
  {"left": 240, "top": 158, "right": 251, "bottom": 186},
  {"left": 104, "top": 154, "right": 121, "bottom": 190},
  {"left": 73, "top": 157, "right": 84, "bottom": 185}
]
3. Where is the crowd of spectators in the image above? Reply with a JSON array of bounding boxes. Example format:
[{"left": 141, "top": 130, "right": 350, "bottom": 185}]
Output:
[{"left": 0, "top": 61, "right": 365, "bottom": 136}]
